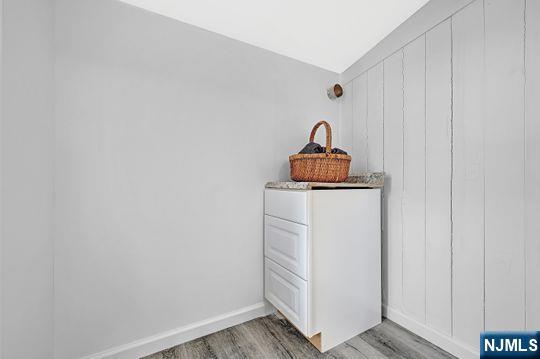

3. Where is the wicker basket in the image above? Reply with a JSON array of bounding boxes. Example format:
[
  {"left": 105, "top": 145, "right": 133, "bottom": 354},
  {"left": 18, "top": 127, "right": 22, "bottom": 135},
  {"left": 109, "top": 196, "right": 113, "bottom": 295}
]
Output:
[{"left": 289, "top": 121, "right": 351, "bottom": 183}]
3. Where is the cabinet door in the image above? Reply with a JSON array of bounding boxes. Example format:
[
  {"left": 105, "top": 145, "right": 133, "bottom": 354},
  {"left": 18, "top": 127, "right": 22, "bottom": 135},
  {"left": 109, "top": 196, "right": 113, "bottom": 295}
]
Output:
[
  {"left": 265, "top": 215, "right": 308, "bottom": 279},
  {"left": 265, "top": 258, "right": 308, "bottom": 335}
]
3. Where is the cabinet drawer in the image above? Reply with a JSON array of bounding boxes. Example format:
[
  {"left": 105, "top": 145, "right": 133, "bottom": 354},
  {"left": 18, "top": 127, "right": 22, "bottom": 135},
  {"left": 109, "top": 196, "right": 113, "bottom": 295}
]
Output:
[
  {"left": 264, "top": 258, "right": 308, "bottom": 335},
  {"left": 265, "top": 189, "right": 308, "bottom": 225},
  {"left": 265, "top": 215, "right": 308, "bottom": 279}
]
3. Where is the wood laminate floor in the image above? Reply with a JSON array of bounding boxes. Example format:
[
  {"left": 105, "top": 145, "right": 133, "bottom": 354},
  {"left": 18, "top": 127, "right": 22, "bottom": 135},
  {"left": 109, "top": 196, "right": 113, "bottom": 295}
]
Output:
[{"left": 143, "top": 314, "right": 456, "bottom": 359}]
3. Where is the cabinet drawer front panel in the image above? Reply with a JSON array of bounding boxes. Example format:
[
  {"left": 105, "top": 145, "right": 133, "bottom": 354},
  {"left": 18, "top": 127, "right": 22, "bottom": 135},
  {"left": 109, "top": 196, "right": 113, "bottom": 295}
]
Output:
[
  {"left": 264, "top": 190, "right": 308, "bottom": 224},
  {"left": 264, "top": 258, "right": 308, "bottom": 334},
  {"left": 265, "top": 215, "right": 308, "bottom": 279}
]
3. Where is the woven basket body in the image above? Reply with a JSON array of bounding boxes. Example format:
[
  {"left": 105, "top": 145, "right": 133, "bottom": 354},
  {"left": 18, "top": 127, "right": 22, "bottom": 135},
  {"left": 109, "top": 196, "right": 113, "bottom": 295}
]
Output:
[{"left": 289, "top": 121, "right": 351, "bottom": 182}]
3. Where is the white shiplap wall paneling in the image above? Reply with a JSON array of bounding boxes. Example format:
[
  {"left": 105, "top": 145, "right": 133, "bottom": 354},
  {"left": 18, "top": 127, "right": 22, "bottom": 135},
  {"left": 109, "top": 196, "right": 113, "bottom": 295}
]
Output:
[
  {"left": 340, "top": 0, "right": 540, "bottom": 355},
  {"left": 525, "top": 0, "right": 540, "bottom": 330},
  {"left": 452, "top": 0, "right": 485, "bottom": 349},
  {"left": 339, "top": 82, "right": 354, "bottom": 154},
  {"left": 425, "top": 18, "right": 452, "bottom": 336},
  {"left": 383, "top": 50, "right": 404, "bottom": 311},
  {"left": 366, "top": 63, "right": 384, "bottom": 172},
  {"left": 402, "top": 35, "right": 426, "bottom": 322},
  {"left": 352, "top": 73, "right": 368, "bottom": 173},
  {"left": 484, "top": 0, "right": 526, "bottom": 331}
]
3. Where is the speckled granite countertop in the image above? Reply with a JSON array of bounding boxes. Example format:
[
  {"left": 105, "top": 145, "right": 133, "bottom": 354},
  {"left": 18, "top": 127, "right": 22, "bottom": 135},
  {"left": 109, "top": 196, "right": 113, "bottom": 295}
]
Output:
[{"left": 265, "top": 172, "right": 384, "bottom": 190}]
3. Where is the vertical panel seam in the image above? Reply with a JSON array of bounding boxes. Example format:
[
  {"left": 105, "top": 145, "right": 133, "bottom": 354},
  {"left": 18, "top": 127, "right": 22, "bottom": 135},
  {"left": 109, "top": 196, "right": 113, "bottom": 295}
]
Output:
[
  {"left": 450, "top": 15, "right": 455, "bottom": 338},
  {"left": 1, "top": 0, "right": 3, "bottom": 355},
  {"left": 382, "top": 61, "right": 386, "bottom": 305},
  {"left": 424, "top": 33, "right": 428, "bottom": 325},
  {"left": 366, "top": 74, "right": 370, "bottom": 171},
  {"left": 52, "top": 1, "right": 57, "bottom": 355},
  {"left": 382, "top": 65, "right": 385, "bottom": 172},
  {"left": 351, "top": 81, "right": 355, "bottom": 172},
  {"left": 482, "top": 0, "right": 487, "bottom": 332},
  {"left": 523, "top": 0, "right": 527, "bottom": 330},
  {"left": 401, "top": 49, "right": 406, "bottom": 311}
]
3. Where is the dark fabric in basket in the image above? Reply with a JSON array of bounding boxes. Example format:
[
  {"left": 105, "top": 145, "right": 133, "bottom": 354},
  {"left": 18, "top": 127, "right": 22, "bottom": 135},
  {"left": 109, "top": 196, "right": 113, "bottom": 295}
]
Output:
[
  {"left": 299, "top": 142, "right": 325, "bottom": 154},
  {"left": 331, "top": 148, "right": 347, "bottom": 155},
  {"left": 298, "top": 142, "right": 348, "bottom": 155}
]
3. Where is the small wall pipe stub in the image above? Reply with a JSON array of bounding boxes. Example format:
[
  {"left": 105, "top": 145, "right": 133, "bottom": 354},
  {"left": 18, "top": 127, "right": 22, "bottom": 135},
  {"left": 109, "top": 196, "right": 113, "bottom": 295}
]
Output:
[{"left": 327, "top": 84, "right": 343, "bottom": 100}]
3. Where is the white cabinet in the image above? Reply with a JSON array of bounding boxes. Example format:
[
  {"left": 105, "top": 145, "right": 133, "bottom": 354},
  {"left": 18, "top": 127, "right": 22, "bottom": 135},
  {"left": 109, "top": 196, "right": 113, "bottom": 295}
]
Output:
[{"left": 264, "top": 187, "right": 382, "bottom": 352}]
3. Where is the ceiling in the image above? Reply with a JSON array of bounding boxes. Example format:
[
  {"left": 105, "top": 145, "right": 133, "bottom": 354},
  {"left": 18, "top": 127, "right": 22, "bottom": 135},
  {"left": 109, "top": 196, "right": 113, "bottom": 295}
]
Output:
[{"left": 118, "top": 0, "right": 429, "bottom": 73}]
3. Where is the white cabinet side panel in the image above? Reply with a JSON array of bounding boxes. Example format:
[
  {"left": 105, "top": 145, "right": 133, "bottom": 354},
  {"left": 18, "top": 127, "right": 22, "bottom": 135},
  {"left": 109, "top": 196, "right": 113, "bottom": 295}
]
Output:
[{"left": 311, "top": 189, "right": 381, "bottom": 352}]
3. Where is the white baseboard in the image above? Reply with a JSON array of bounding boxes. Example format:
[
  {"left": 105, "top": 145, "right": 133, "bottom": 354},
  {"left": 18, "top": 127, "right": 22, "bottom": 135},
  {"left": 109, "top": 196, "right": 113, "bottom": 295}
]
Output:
[
  {"left": 80, "top": 303, "right": 476, "bottom": 359},
  {"left": 81, "top": 302, "right": 272, "bottom": 359},
  {"left": 383, "top": 305, "right": 479, "bottom": 359}
]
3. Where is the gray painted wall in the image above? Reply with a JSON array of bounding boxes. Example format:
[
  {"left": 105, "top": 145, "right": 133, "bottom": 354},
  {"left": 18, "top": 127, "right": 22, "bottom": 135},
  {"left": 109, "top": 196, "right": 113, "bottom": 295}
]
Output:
[
  {"left": 1, "top": 0, "right": 55, "bottom": 358},
  {"left": 53, "top": 0, "right": 338, "bottom": 358},
  {"left": 340, "top": 0, "right": 540, "bottom": 358}
]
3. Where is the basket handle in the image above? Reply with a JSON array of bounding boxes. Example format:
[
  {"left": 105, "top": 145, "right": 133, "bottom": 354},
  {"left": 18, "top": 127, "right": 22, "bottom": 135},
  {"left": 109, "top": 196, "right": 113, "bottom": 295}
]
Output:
[{"left": 309, "top": 121, "right": 332, "bottom": 154}]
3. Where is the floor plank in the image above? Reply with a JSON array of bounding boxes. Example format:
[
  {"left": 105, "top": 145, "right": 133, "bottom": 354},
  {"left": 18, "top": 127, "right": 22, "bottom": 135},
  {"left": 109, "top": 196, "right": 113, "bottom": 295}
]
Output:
[{"left": 142, "top": 315, "right": 456, "bottom": 359}]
